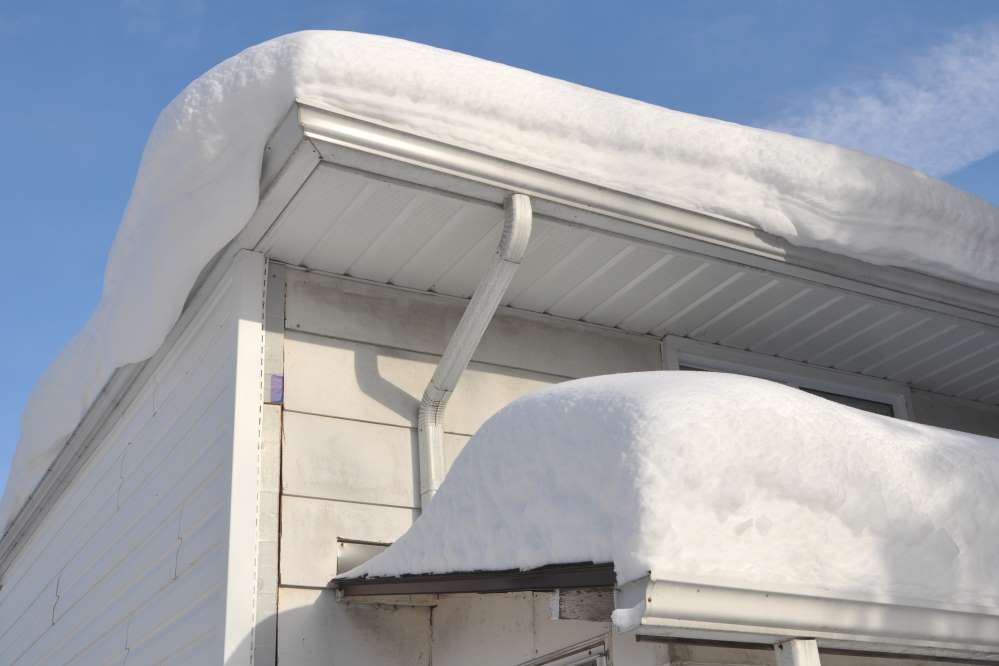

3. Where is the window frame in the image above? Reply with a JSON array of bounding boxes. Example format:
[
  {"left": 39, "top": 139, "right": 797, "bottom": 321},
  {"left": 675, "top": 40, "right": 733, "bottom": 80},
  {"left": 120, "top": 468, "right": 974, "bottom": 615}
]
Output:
[{"left": 662, "top": 336, "right": 913, "bottom": 420}]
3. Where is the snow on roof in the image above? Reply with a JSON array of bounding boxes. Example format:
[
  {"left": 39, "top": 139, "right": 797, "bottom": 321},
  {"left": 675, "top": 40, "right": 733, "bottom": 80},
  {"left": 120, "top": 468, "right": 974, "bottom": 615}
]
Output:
[
  {"left": 3, "top": 30, "right": 999, "bottom": 530},
  {"left": 348, "top": 372, "right": 999, "bottom": 611}
]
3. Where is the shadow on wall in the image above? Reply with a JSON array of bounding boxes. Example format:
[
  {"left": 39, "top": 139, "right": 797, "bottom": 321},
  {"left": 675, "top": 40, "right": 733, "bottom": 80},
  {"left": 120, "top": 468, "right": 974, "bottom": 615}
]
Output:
[
  {"left": 255, "top": 588, "right": 614, "bottom": 666},
  {"left": 352, "top": 344, "right": 422, "bottom": 425},
  {"left": 228, "top": 588, "right": 432, "bottom": 665},
  {"left": 233, "top": 590, "right": 985, "bottom": 666}
]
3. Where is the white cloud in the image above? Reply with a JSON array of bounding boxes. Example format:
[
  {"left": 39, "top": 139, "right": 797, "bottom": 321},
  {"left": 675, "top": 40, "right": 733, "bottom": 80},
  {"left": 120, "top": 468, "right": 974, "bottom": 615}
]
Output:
[{"left": 771, "top": 22, "right": 999, "bottom": 176}]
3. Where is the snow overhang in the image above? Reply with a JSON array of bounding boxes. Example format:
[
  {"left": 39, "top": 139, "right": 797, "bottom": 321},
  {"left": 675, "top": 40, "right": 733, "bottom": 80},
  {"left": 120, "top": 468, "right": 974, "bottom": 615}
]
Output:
[
  {"left": 332, "top": 372, "right": 999, "bottom": 661},
  {"left": 247, "top": 100, "right": 999, "bottom": 405}
]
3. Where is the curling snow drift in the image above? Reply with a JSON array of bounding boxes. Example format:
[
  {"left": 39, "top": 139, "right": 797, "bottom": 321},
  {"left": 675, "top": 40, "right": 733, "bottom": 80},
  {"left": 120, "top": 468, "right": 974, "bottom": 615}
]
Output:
[{"left": 350, "top": 372, "right": 999, "bottom": 611}]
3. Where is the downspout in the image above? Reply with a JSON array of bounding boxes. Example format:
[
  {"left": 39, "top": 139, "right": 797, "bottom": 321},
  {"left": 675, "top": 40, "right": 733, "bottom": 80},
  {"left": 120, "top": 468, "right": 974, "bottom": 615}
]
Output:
[{"left": 418, "top": 193, "right": 533, "bottom": 509}]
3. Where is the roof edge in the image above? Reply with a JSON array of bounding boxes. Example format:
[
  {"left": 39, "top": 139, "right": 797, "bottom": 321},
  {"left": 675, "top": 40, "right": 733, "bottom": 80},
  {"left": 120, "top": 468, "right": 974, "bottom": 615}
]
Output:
[
  {"left": 289, "top": 98, "right": 999, "bottom": 326},
  {"left": 634, "top": 576, "right": 999, "bottom": 660}
]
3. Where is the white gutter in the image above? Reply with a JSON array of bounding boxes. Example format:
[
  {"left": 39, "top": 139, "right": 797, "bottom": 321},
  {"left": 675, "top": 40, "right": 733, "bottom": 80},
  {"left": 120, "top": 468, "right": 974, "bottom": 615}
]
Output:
[
  {"left": 418, "top": 193, "right": 533, "bottom": 508},
  {"left": 297, "top": 102, "right": 999, "bottom": 325},
  {"left": 615, "top": 576, "right": 999, "bottom": 660}
]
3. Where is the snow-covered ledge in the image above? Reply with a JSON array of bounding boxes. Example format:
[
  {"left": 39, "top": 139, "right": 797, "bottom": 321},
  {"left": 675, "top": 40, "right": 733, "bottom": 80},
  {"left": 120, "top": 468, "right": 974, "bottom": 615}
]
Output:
[{"left": 342, "top": 372, "right": 999, "bottom": 660}]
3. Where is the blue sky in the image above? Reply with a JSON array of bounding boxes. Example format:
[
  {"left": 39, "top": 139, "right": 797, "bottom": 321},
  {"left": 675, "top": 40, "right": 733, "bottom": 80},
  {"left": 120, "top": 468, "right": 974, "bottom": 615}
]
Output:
[{"left": 1, "top": 1, "right": 998, "bottom": 494}]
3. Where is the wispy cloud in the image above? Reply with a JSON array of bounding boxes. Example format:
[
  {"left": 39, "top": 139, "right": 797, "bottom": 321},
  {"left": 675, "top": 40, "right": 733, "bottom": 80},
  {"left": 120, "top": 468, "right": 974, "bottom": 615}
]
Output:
[{"left": 771, "top": 22, "right": 999, "bottom": 176}]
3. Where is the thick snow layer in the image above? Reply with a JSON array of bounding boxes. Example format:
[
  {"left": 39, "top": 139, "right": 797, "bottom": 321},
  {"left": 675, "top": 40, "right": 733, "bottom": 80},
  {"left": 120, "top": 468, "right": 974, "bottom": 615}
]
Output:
[
  {"left": 3, "top": 30, "right": 999, "bottom": 530},
  {"left": 349, "top": 372, "right": 999, "bottom": 611}
]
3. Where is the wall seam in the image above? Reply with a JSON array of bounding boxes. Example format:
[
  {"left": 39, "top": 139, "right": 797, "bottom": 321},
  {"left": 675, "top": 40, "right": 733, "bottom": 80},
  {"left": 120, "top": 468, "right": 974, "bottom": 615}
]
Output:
[{"left": 248, "top": 257, "right": 269, "bottom": 665}]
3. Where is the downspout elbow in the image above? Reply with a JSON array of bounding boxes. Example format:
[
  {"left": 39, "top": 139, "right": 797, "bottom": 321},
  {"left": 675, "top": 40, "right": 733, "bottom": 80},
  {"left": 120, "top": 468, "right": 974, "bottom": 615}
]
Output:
[{"left": 417, "top": 194, "right": 533, "bottom": 509}]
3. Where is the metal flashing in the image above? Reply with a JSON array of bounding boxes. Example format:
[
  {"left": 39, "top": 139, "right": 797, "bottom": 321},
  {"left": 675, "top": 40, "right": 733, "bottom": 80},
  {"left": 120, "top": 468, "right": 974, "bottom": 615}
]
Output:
[{"left": 332, "top": 562, "right": 615, "bottom": 597}]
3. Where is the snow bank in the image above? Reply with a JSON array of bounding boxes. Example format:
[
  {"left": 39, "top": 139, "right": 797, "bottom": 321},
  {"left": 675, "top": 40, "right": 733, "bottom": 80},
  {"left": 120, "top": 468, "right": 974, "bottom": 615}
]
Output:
[
  {"left": 4, "top": 30, "right": 999, "bottom": 530},
  {"left": 349, "top": 372, "right": 999, "bottom": 611}
]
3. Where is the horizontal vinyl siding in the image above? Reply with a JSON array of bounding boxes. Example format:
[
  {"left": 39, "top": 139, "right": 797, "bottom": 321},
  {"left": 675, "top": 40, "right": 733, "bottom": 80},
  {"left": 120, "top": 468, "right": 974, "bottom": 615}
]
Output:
[{"left": 0, "top": 269, "right": 243, "bottom": 665}]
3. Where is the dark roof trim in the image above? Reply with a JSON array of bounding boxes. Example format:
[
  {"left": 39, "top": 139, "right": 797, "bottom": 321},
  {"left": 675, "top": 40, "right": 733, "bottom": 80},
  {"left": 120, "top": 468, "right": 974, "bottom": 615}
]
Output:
[{"left": 332, "top": 562, "right": 615, "bottom": 597}]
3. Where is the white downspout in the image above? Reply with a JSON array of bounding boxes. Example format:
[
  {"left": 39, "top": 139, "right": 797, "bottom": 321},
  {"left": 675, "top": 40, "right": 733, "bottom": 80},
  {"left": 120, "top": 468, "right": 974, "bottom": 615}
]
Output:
[{"left": 418, "top": 193, "right": 533, "bottom": 509}]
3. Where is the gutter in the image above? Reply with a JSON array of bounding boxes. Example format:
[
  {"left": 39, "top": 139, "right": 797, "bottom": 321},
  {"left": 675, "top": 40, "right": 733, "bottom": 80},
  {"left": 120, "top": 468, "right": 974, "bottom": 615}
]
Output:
[
  {"left": 417, "top": 193, "right": 533, "bottom": 508},
  {"left": 297, "top": 102, "right": 999, "bottom": 326},
  {"left": 619, "top": 575, "right": 999, "bottom": 661}
]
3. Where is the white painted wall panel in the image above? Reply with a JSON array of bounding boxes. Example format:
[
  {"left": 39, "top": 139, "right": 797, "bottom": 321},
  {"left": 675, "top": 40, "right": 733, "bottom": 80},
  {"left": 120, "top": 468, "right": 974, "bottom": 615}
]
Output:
[
  {"left": 284, "top": 332, "right": 560, "bottom": 436},
  {"left": 0, "top": 255, "right": 260, "bottom": 665},
  {"left": 280, "top": 495, "right": 416, "bottom": 587},
  {"left": 285, "top": 270, "right": 661, "bottom": 380},
  {"left": 430, "top": 592, "right": 609, "bottom": 666},
  {"left": 278, "top": 587, "right": 430, "bottom": 666},
  {"left": 431, "top": 593, "right": 536, "bottom": 666},
  {"left": 283, "top": 412, "right": 418, "bottom": 507}
]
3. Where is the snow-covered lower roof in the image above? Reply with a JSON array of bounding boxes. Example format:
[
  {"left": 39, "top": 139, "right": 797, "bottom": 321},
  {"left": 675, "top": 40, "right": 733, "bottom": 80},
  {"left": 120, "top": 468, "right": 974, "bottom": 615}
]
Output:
[
  {"left": 341, "top": 371, "right": 999, "bottom": 647},
  {"left": 4, "top": 31, "right": 999, "bottom": 533},
  {"left": 348, "top": 372, "right": 999, "bottom": 616}
]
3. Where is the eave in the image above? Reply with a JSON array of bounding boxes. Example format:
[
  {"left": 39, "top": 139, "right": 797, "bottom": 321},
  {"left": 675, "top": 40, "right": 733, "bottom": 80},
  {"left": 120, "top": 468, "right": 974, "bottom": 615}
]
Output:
[
  {"left": 261, "top": 99, "right": 999, "bottom": 323},
  {"left": 6, "top": 97, "right": 999, "bottom": 587}
]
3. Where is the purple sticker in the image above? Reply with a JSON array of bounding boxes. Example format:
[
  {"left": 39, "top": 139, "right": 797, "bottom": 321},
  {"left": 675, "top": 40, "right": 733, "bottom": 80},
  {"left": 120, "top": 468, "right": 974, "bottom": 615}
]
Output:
[{"left": 269, "top": 374, "right": 284, "bottom": 404}]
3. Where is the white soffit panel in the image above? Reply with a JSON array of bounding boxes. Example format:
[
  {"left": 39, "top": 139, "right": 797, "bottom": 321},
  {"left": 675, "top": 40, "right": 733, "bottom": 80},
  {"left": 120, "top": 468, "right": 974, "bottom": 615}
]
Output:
[{"left": 258, "top": 161, "right": 999, "bottom": 405}]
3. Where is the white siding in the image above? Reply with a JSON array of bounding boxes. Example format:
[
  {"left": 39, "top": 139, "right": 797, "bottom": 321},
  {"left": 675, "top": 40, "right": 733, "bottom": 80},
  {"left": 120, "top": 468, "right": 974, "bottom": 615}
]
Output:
[
  {"left": 275, "top": 269, "right": 661, "bottom": 665},
  {"left": 0, "top": 252, "right": 265, "bottom": 665},
  {"left": 430, "top": 592, "right": 609, "bottom": 666},
  {"left": 270, "top": 267, "right": 999, "bottom": 665}
]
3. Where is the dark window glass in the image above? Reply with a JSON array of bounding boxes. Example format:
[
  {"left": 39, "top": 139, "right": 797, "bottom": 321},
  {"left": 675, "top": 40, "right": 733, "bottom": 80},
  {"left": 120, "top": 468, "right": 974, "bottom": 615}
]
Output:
[
  {"left": 676, "top": 366, "right": 895, "bottom": 416},
  {"left": 798, "top": 387, "right": 894, "bottom": 416}
]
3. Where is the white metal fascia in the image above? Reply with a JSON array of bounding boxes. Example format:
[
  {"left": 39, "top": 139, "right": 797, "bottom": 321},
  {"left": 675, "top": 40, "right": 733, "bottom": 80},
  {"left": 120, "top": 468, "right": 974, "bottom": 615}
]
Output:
[
  {"left": 289, "top": 99, "right": 999, "bottom": 328},
  {"left": 417, "top": 193, "right": 533, "bottom": 507},
  {"left": 630, "top": 576, "right": 999, "bottom": 660}
]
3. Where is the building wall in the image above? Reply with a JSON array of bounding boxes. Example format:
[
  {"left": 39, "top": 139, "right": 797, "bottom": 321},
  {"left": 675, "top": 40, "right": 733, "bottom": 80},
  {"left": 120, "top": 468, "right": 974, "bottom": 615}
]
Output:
[
  {"left": 911, "top": 389, "right": 999, "bottom": 438},
  {"left": 271, "top": 266, "right": 999, "bottom": 665},
  {"left": 430, "top": 592, "right": 613, "bottom": 666},
  {"left": 0, "top": 252, "right": 264, "bottom": 666},
  {"left": 273, "top": 268, "right": 661, "bottom": 665}
]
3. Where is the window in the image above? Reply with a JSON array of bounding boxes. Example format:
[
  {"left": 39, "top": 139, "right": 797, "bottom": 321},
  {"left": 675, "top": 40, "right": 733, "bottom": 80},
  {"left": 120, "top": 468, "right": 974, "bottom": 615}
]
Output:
[{"left": 664, "top": 336, "right": 912, "bottom": 419}]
